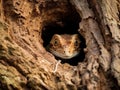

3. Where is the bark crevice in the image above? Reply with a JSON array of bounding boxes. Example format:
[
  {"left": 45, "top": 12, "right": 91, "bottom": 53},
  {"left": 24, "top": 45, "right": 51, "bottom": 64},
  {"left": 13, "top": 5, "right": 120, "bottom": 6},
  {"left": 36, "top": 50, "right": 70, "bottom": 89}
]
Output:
[{"left": 0, "top": 0, "right": 120, "bottom": 90}]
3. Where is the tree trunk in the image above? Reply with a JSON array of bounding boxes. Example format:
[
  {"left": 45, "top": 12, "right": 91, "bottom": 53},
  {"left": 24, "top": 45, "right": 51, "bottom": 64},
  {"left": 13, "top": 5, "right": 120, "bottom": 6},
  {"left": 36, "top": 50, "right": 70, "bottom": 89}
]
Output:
[{"left": 0, "top": 0, "right": 120, "bottom": 90}]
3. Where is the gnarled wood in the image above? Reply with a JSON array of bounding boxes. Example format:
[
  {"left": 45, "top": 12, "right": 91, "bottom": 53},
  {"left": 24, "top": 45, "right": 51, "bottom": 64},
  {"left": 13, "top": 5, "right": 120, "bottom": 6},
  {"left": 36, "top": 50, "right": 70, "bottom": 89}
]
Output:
[{"left": 0, "top": 0, "right": 120, "bottom": 90}]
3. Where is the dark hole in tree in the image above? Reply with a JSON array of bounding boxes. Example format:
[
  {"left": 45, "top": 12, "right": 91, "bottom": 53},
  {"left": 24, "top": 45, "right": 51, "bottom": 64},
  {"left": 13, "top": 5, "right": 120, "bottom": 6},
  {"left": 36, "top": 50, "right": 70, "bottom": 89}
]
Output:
[{"left": 41, "top": 4, "right": 86, "bottom": 66}]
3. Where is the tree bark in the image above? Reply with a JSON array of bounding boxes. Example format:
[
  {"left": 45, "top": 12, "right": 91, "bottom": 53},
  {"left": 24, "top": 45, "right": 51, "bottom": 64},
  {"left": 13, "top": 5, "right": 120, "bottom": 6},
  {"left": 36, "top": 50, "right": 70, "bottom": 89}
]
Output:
[{"left": 0, "top": 0, "right": 120, "bottom": 90}]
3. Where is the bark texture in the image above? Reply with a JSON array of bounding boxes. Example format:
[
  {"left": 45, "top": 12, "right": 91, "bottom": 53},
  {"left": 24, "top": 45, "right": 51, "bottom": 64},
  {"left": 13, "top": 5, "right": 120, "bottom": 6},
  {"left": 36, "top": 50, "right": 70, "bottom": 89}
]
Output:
[{"left": 0, "top": 0, "right": 120, "bottom": 90}]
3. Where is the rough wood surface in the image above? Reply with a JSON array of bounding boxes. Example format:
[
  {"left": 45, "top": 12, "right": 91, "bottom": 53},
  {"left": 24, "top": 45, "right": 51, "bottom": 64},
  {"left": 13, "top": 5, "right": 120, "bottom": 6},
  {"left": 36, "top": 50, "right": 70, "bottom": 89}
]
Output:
[{"left": 0, "top": 0, "right": 120, "bottom": 90}]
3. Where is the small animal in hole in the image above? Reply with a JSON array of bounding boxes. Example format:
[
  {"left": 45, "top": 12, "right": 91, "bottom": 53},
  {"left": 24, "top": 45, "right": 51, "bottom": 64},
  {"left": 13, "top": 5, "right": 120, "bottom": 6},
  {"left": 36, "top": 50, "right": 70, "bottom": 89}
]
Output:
[{"left": 47, "top": 34, "right": 81, "bottom": 59}]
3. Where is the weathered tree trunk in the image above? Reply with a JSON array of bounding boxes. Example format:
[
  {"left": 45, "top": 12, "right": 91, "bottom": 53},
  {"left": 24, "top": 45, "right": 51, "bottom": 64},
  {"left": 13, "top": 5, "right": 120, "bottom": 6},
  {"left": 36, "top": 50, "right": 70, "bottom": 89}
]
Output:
[{"left": 0, "top": 0, "right": 120, "bottom": 90}]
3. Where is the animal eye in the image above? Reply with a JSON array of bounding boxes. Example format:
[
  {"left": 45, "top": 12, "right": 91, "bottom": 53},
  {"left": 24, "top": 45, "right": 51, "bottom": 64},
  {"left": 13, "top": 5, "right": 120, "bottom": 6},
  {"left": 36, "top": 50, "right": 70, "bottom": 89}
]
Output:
[
  {"left": 54, "top": 39, "right": 58, "bottom": 46},
  {"left": 74, "top": 40, "right": 79, "bottom": 47}
]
